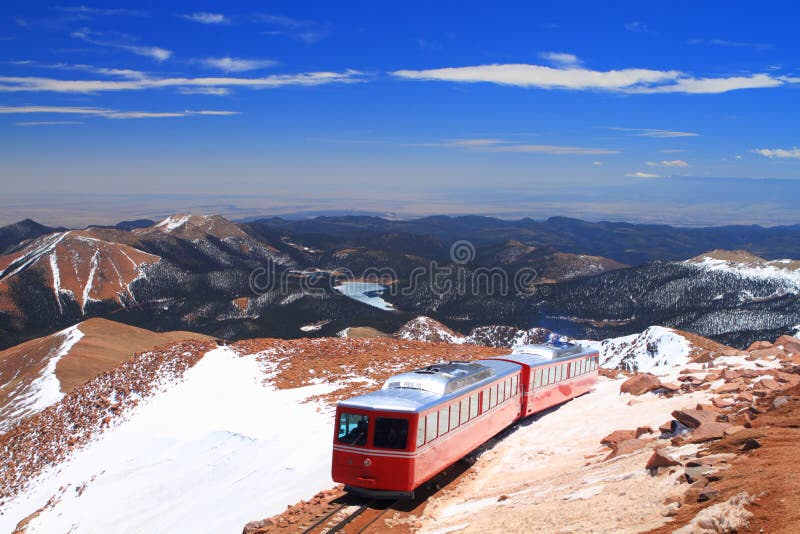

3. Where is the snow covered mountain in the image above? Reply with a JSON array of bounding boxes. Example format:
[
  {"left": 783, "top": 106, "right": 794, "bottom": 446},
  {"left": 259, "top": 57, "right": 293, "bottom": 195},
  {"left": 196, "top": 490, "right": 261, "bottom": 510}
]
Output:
[
  {"left": 0, "top": 336, "right": 503, "bottom": 533},
  {"left": 0, "top": 318, "right": 212, "bottom": 433}
]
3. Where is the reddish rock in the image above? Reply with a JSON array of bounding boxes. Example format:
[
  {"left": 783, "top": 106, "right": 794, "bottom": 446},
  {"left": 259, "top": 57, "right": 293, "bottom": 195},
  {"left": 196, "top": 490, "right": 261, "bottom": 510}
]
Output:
[
  {"left": 747, "top": 340, "right": 773, "bottom": 351},
  {"left": 722, "top": 348, "right": 747, "bottom": 357},
  {"left": 671, "top": 408, "right": 720, "bottom": 428},
  {"left": 620, "top": 374, "right": 661, "bottom": 396},
  {"left": 704, "top": 373, "right": 721, "bottom": 382},
  {"left": 696, "top": 403, "right": 723, "bottom": 413},
  {"left": 775, "top": 335, "right": 800, "bottom": 354},
  {"left": 714, "top": 382, "right": 741, "bottom": 394},
  {"left": 753, "top": 378, "right": 780, "bottom": 391},
  {"left": 636, "top": 426, "right": 654, "bottom": 438},
  {"left": 724, "top": 425, "right": 746, "bottom": 436},
  {"left": 688, "top": 422, "right": 731, "bottom": 443},
  {"left": 659, "top": 420, "right": 675, "bottom": 434},
  {"left": 722, "top": 369, "right": 743, "bottom": 380},
  {"left": 646, "top": 449, "right": 680, "bottom": 471},
  {"left": 601, "top": 429, "right": 637, "bottom": 448},
  {"left": 605, "top": 438, "right": 647, "bottom": 460},
  {"left": 735, "top": 391, "right": 754, "bottom": 403},
  {"left": 750, "top": 347, "right": 788, "bottom": 360},
  {"left": 712, "top": 397, "right": 735, "bottom": 409},
  {"left": 658, "top": 382, "right": 682, "bottom": 392},
  {"left": 741, "top": 438, "right": 762, "bottom": 451},
  {"left": 690, "top": 352, "right": 715, "bottom": 364}
]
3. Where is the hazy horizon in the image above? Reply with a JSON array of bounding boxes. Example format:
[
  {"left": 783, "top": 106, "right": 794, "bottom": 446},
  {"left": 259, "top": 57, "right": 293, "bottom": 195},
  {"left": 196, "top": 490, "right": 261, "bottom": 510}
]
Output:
[{"left": 2, "top": 1, "right": 799, "bottom": 228}]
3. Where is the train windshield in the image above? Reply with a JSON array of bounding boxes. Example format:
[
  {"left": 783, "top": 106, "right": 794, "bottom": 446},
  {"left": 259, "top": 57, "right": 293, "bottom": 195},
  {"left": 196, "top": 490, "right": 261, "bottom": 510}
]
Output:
[
  {"left": 338, "top": 412, "right": 369, "bottom": 446},
  {"left": 373, "top": 417, "right": 409, "bottom": 450}
]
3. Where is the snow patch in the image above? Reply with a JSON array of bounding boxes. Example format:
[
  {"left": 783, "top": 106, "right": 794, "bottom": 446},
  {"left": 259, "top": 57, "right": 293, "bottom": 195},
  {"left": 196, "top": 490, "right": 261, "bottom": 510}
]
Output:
[
  {"left": 686, "top": 255, "right": 800, "bottom": 289},
  {"left": 579, "top": 326, "right": 692, "bottom": 374},
  {"left": 155, "top": 214, "right": 191, "bottom": 233},
  {"left": 2, "top": 347, "right": 337, "bottom": 534},
  {"left": 0, "top": 325, "right": 84, "bottom": 433}
]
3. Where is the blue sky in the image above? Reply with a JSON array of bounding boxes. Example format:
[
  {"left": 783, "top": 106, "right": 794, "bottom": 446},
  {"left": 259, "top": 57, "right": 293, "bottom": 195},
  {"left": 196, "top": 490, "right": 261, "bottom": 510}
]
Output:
[{"left": 1, "top": 1, "right": 799, "bottom": 226}]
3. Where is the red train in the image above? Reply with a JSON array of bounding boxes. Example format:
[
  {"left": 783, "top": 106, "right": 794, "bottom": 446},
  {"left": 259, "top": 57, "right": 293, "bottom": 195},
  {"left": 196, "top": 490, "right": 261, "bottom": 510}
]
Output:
[{"left": 331, "top": 342, "right": 600, "bottom": 498}]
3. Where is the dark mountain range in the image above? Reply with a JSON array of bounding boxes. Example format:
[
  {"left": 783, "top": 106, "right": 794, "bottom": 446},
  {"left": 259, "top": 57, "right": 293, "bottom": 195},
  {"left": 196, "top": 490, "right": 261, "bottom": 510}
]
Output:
[
  {"left": 0, "top": 214, "right": 798, "bottom": 350},
  {"left": 246, "top": 215, "right": 800, "bottom": 265},
  {"left": 0, "top": 219, "right": 65, "bottom": 255}
]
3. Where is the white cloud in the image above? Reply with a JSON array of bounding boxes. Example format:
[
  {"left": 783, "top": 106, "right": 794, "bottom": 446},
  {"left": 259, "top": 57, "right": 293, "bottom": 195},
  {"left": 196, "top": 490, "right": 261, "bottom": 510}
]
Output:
[
  {"left": 593, "top": 161, "right": 603, "bottom": 166},
  {"left": 0, "top": 70, "right": 365, "bottom": 93},
  {"left": 199, "top": 57, "right": 277, "bottom": 73},
  {"left": 624, "top": 21, "right": 650, "bottom": 33},
  {"left": 751, "top": 147, "right": 800, "bottom": 159},
  {"left": 0, "top": 105, "right": 240, "bottom": 120},
  {"left": 183, "top": 12, "right": 228, "bottom": 24},
  {"left": 631, "top": 74, "right": 781, "bottom": 94},
  {"left": 539, "top": 52, "right": 580, "bottom": 67},
  {"left": 391, "top": 62, "right": 785, "bottom": 95},
  {"left": 627, "top": 171, "right": 660, "bottom": 178},
  {"left": 418, "top": 138, "right": 618, "bottom": 155},
  {"left": 178, "top": 87, "right": 231, "bottom": 96},
  {"left": 57, "top": 6, "right": 145, "bottom": 17},
  {"left": 646, "top": 160, "right": 689, "bottom": 167},
  {"left": 689, "top": 39, "right": 772, "bottom": 51},
  {"left": 610, "top": 127, "right": 699, "bottom": 138},
  {"left": 256, "top": 13, "right": 327, "bottom": 44},
  {"left": 15, "top": 121, "right": 83, "bottom": 126},
  {"left": 72, "top": 29, "right": 172, "bottom": 62},
  {"left": 122, "top": 45, "right": 172, "bottom": 61}
]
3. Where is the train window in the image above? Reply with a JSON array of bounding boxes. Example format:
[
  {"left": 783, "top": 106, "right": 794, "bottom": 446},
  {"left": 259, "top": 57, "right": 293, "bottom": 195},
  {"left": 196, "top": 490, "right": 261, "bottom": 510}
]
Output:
[
  {"left": 534, "top": 369, "right": 542, "bottom": 388},
  {"left": 426, "top": 413, "right": 438, "bottom": 442},
  {"left": 498, "top": 382, "right": 505, "bottom": 404},
  {"left": 545, "top": 367, "right": 552, "bottom": 385},
  {"left": 338, "top": 412, "right": 369, "bottom": 446},
  {"left": 511, "top": 375, "right": 518, "bottom": 395},
  {"left": 416, "top": 420, "right": 425, "bottom": 447},
  {"left": 489, "top": 385, "right": 497, "bottom": 408},
  {"left": 439, "top": 407, "right": 450, "bottom": 435},
  {"left": 460, "top": 399, "right": 469, "bottom": 424},
  {"left": 450, "top": 404, "right": 460, "bottom": 429},
  {"left": 559, "top": 364, "right": 565, "bottom": 381},
  {"left": 482, "top": 390, "right": 490, "bottom": 413},
  {"left": 470, "top": 394, "right": 479, "bottom": 418},
  {"left": 374, "top": 418, "right": 409, "bottom": 450}
]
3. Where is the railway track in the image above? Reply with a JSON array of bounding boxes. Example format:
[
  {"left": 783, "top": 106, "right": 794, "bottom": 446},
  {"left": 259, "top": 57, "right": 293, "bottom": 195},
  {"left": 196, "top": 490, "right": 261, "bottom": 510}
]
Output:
[{"left": 301, "top": 497, "right": 398, "bottom": 534}]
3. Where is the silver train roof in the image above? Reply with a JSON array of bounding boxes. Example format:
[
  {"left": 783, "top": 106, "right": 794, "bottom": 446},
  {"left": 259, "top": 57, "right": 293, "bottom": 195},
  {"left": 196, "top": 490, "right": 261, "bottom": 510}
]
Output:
[
  {"left": 336, "top": 343, "right": 597, "bottom": 413},
  {"left": 338, "top": 359, "right": 519, "bottom": 413}
]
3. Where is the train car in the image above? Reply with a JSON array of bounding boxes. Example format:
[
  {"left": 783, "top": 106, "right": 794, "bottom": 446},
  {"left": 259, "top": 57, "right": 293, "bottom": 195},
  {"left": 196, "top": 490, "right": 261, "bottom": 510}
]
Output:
[
  {"left": 331, "top": 343, "right": 599, "bottom": 498},
  {"left": 495, "top": 343, "right": 600, "bottom": 417}
]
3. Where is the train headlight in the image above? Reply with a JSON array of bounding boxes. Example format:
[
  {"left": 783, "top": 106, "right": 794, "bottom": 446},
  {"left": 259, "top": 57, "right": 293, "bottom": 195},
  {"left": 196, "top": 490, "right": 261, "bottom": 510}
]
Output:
[{"left": 363, "top": 458, "right": 372, "bottom": 467}]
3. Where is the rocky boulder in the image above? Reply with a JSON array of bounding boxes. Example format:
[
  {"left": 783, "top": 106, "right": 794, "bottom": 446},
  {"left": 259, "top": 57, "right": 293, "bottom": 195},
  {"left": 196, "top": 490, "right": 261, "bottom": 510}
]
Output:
[{"left": 620, "top": 373, "right": 661, "bottom": 396}]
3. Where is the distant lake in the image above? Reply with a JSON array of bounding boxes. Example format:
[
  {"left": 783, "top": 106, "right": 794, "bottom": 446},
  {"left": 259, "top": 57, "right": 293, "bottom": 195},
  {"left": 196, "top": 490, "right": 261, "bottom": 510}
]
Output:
[{"left": 333, "top": 282, "right": 395, "bottom": 311}]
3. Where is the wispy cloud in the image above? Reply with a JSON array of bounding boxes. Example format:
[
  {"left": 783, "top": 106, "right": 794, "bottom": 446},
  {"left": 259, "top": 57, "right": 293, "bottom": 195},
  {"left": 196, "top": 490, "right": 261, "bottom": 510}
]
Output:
[
  {"left": 0, "top": 70, "right": 364, "bottom": 93},
  {"left": 72, "top": 28, "right": 172, "bottom": 61},
  {"left": 0, "top": 105, "right": 239, "bottom": 120},
  {"left": 609, "top": 127, "right": 699, "bottom": 138},
  {"left": 416, "top": 138, "right": 619, "bottom": 156},
  {"left": 177, "top": 87, "right": 231, "bottom": 96},
  {"left": 751, "top": 147, "right": 800, "bottom": 159},
  {"left": 256, "top": 13, "right": 328, "bottom": 44},
  {"left": 15, "top": 121, "right": 83, "bottom": 126},
  {"left": 627, "top": 171, "right": 659, "bottom": 178},
  {"left": 624, "top": 21, "right": 650, "bottom": 33},
  {"left": 689, "top": 38, "right": 773, "bottom": 51},
  {"left": 539, "top": 52, "right": 580, "bottom": 67},
  {"left": 198, "top": 57, "right": 277, "bottom": 73},
  {"left": 391, "top": 60, "right": 788, "bottom": 95},
  {"left": 183, "top": 12, "right": 228, "bottom": 25},
  {"left": 646, "top": 159, "right": 689, "bottom": 167},
  {"left": 56, "top": 6, "right": 146, "bottom": 17}
]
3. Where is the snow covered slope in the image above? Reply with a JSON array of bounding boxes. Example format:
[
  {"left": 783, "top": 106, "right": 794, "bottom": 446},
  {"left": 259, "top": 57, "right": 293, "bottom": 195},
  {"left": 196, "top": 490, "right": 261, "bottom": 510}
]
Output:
[
  {"left": 1, "top": 346, "right": 336, "bottom": 534},
  {"left": 0, "top": 319, "right": 212, "bottom": 434},
  {"left": 0, "top": 325, "right": 83, "bottom": 433},
  {"left": 0, "top": 230, "right": 160, "bottom": 315},
  {"left": 579, "top": 326, "right": 695, "bottom": 374},
  {"left": 685, "top": 250, "right": 800, "bottom": 289}
]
